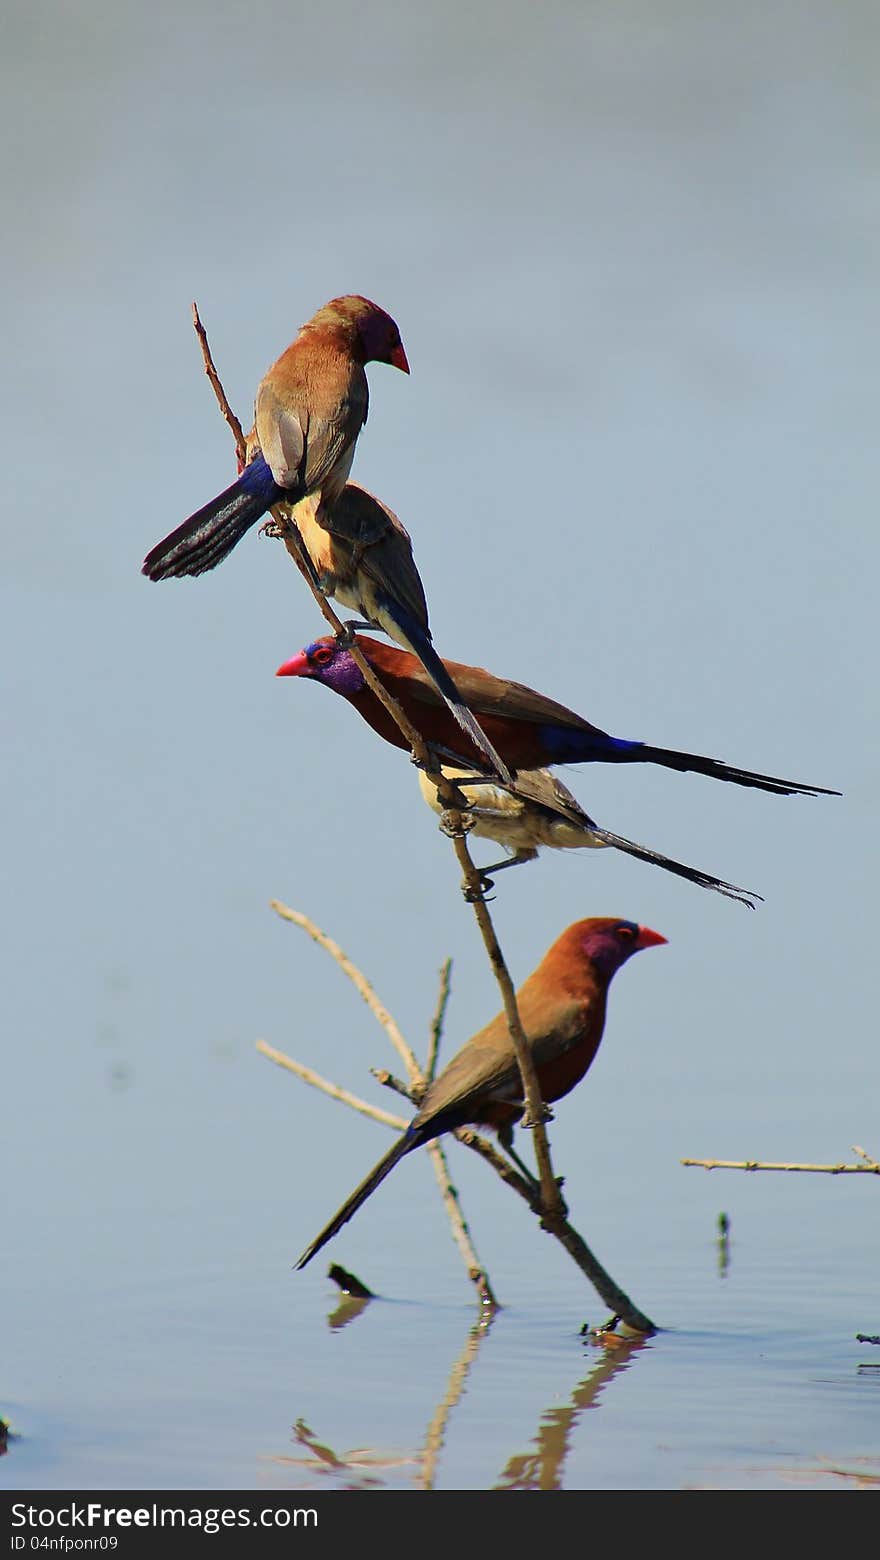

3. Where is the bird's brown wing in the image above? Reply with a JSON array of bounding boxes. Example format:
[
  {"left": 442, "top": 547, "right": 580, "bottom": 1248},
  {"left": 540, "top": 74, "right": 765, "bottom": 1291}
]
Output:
[
  {"left": 505, "top": 768, "right": 598, "bottom": 829},
  {"left": 394, "top": 654, "right": 607, "bottom": 737},
  {"left": 255, "top": 379, "right": 305, "bottom": 487},
  {"left": 301, "top": 401, "right": 362, "bottom": 499},
  {"left": 415, "top": 989, "right": 588, "bottom": 1131},
  {"left": 334, "top": 486, "right": 430, "bottom": 630},
  {"left": 256, "top": 381, "right": 366, "bottom": 498}
]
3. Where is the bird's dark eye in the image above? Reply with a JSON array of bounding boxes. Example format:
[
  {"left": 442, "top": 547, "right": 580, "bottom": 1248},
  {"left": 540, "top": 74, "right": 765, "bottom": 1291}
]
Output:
[
  {"left": 617, "top": 924, "right": 636, "bottom": 940},
  {"left": 312, "top": 647, "right": 333, "bottom": 667}
]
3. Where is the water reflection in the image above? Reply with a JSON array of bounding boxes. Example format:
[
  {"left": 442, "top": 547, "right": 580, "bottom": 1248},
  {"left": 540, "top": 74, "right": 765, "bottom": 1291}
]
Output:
[
  {"left": 717, "top": 1212, "right": 731, "bottom": 1280},
  {"left": 494, "top": 1334, "right": 649, "bottom": 1491},
  {"left": 268, "top": 1418, "right": 416, "bottom": 1490},
  {"left": 326, "top": 1294, "right": 372, "bottom": 1332},
  {"left": 420, "top": 1313, "right": 496, "bottom": 1490},
  {"left": 281, "top": 1301, "right": 654, "bottom": 1489}
]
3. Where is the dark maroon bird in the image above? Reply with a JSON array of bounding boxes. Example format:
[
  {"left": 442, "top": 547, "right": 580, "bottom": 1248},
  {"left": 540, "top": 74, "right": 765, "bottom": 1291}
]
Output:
[
  {"left": 296, "top": 917, "right": 666, "bottom": 1270},
  {"left": 276, "top": 633, "right": 839, "bottom": 798}
]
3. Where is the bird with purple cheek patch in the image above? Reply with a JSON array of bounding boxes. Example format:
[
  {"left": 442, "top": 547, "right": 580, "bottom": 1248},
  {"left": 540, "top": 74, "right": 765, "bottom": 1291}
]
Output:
[
  {"left": 296, "top": 917, "right": 667, "bottom": 1270},
  {"left": 276, "top": 632, "right": 839, "bottom": 799},
  {"left": 142, "top": 295, "right": 409, "bottom": 580}
]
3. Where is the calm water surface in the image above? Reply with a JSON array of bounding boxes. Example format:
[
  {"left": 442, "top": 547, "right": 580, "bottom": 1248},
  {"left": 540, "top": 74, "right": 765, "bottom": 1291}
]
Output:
[{"left": 5, "top": 1154, "right": 878, "bottom": 1490}]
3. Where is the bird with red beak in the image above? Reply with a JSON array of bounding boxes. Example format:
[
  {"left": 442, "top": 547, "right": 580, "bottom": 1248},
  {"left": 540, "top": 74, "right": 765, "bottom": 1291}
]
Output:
[
  {"left": 142, "top": 295, "right": 409, "bottom": 580},
  {"left": 296, "top": 917, "right": 667, "bottom": 1271}
]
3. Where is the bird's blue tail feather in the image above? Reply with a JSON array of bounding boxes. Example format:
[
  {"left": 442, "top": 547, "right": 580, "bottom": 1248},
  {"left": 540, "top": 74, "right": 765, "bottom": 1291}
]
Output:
[
  {"left": 143, "top": 455, "right": 282, "bottom": 579},
  {"left": 379, "top": 598, "right": 514, "bottom": 785},
  {"left": 540, "top": 723, "right": 836, "bottom": 797}
]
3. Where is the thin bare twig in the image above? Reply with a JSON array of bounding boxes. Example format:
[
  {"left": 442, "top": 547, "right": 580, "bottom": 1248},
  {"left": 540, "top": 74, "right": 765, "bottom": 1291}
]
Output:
[
  {"left": 256, "top": 1041, "right": 408, "bottom": 1130},
  {"left": 191, "top": 302, "right": 247, "bottom": 463},
  {"left": 681, "top": 1156, "right": 880, "bottom": 1175},
  {"left": 370, "top": 1067, "right": 420, "bottom": 1103},
  {"left": 264, "top": 905, "right": 497, "bottom": 1307},
  {"left": 449, "top": 834, "right": 564, "bottom": 1221},
  {"left": 269, "top": 902, "right": 420, "bottom": 1083},
  {"left": 427, "top": 1140, "right": 497, "bottom": 1308},
  {"left": 426, "top": 958, "right": 452, "bottom": 1084},
  {"left": 454, "top": 1129, "right": 655, "bottom": 1333}
]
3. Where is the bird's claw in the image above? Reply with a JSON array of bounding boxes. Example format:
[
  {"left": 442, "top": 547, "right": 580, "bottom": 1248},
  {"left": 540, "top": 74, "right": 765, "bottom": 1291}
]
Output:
[
  {"left": 439, "top": 808, "right": 476, "bottom": 840},
  {"left": 520, "top": 1104, "right": 554, "bottom": 1130},
  {"left": 259, "top": 518, "right": 285, "bottom": 540},
  {"left": 462, "top": 873, "right": 495, "bottom": 903}
]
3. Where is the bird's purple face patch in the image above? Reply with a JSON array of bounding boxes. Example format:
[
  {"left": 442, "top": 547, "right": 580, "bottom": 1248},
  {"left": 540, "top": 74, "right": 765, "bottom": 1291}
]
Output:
[
  {"left": 276, "top": 640, "right": 366, "bottom": 697},
  {"left": 579, "top": 919, "right": 667, "bottom": 979},
  {"left": 356, "top": 305, "right": 409, "bottom": 372}
]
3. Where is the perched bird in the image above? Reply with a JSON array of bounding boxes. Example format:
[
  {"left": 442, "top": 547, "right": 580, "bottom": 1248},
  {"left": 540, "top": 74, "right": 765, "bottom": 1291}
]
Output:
[
  {"left": 418, "top": 765, "right": 759, "bottom": 907},
  {"left": 142, "top": 295, "right": 409, "bottom": 580},
  {"left": 276, "top": 633, "right": 839, "bottom": 799},
  {"left": 296, "top": 917, "right": 666, "bottom": 1269},
  {"left": 285, "top": 483, "right": 511, "bottom": 781}
]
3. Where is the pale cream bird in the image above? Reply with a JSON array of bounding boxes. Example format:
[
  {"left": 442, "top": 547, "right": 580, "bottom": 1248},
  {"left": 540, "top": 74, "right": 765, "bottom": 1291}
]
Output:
[{"left": 418, "top": 765, "right": 759, "bottom": 906}]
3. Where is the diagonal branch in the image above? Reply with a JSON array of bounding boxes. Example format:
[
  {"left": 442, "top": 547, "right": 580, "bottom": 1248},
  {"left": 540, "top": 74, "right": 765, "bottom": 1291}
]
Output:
[
  {"left": 454, "top": 1129, "right": 654, "bottom": 1332},
  {"left": 426, "top": 958, "right": 452, "bottom": 1084},
  {"left": 370, "top": 1072, "right": 654, "bottom": 1333},
  {"left": 264, "top": 903, "right": 497, "bottom": 1307},
  {"left": 256, "top": 1041, "right": 408, "bottom": 1130},
  {"left": 191, "top": 302, "right": 247, "bottom": 463},
  {"left": 449, "top": 833, "right": 564, "bottom": 1222},
  {"left": 269, "top": 901, "right": 419, "bottom": 1083}
]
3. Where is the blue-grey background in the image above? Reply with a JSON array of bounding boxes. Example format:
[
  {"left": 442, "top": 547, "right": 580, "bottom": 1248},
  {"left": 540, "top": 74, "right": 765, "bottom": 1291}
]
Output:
[{"left": 2, "top": 0, "right": 877, "bottom": 1490}]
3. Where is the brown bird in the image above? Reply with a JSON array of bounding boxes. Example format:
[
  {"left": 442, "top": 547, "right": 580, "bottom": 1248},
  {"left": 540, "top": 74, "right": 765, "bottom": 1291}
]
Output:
[
  {"left": 142, "top": 295, "right": 409, "bottom": 580},
  {"left": 296, "top": 917, "right": 666, "bottom": 1269},
  {"left": 418, "top": 764, "right": 759, "bottom": 906},
  {"left": 276, "top": 633, "right": 838, "bottom": 798}
]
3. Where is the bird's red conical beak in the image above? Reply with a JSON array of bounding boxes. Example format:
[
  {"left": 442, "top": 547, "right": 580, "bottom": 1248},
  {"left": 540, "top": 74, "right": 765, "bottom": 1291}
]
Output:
[
  {"left": 635, "top": 925, "right": 667, "bottom": 950},
  {"left": 390, "top": 342, "right": 410, "bottom": 374},
  {"left": 276, "top": 652, "right": 310, "bottom": 678}
]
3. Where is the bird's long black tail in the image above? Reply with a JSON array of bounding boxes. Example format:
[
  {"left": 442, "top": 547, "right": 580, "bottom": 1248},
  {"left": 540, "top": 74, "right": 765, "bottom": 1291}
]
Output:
[
  {"left": 378, "top": 598, "right": 514, "bottom": 785},
  {"left": 295, "top": 1129, "right": 417, "bottom": 1270},
  {"left": 605, "top": 739, "right": 839, "bottom": 798},
  {"left": 591, "top": 823, "right": 760, "bottom": 908},
  {"left": 142, "top": 456, "right": 282, "bottom": 580}
]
